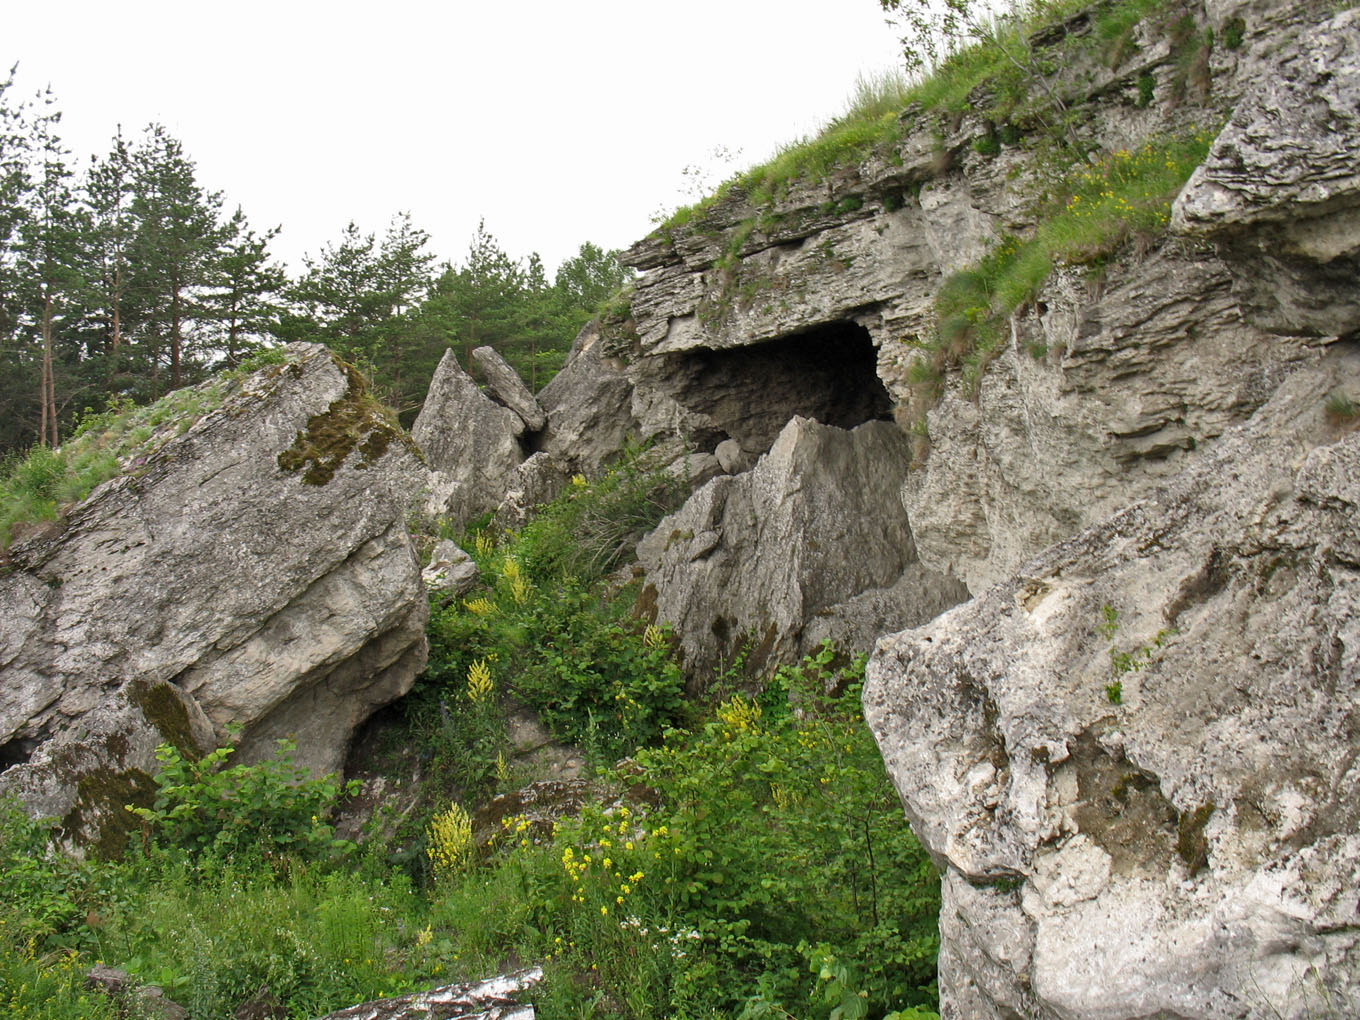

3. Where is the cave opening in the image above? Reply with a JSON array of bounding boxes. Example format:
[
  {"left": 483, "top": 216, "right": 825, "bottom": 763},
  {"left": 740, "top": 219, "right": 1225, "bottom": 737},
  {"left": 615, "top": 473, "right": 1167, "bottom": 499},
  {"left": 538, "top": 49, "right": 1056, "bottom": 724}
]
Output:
[
  {"left": 663, "top": 320, "right": 893, "bottom": 456},
  {"left": 0, "top": 736, "right": 36, "bottom": 775}
]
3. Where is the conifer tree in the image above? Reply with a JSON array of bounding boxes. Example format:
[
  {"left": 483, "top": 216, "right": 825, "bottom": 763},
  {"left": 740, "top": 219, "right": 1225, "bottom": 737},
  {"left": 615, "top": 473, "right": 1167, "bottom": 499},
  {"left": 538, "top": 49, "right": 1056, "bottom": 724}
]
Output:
[
  {"left": 128, "top": 124, "right": 225, "bottom": 391},
  {"left": 203, "top": 207, "right": 286, "bottom": 367}
]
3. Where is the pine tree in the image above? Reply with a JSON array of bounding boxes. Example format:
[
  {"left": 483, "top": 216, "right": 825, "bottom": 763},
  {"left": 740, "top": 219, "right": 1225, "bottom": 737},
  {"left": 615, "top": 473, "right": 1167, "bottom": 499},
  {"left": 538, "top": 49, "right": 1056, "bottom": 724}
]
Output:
[
  {"left": 14, "top": 87, "right": 86, "bottom": 446},
  {"left": 128, "top": 124, "right": 225, "bottom": 392},
  {"left": 84, "top": 126, "right": 136, "bottom": 379},
  {"left": 203, "top": 207, "right": 286, "bottom": 367}
]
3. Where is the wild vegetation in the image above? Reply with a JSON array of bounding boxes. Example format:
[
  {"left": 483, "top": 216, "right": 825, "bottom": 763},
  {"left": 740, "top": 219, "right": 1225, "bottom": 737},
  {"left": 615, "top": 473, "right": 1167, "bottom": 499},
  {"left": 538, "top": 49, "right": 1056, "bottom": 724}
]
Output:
[
  {"left": 0, "top": 453, "right": 941, "bottom": 1020},
  {"left": 0, "top": 0, "right": 1250, "bottom": 1016}
]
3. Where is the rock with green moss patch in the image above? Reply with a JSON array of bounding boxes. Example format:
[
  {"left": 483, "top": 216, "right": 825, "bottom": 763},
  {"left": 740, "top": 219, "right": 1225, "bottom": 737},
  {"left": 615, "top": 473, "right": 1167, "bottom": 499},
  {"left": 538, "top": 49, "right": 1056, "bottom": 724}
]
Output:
[{"left": 0, "top": 344, "right": 429, "bottom": 853}]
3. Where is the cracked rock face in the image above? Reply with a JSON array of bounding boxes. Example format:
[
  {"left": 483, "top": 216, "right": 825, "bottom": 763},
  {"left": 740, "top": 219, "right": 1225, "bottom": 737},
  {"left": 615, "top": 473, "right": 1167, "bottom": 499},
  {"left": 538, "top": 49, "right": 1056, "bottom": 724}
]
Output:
[
  {"left": 1173, "top": 9, "right": 1360, "bottom": 335},
  {"left": 413, "top": 348, "right": 527, "bottom": 528},
  {"left": 0, "top": 343, "right": 428, "bottom": 850},
  {"left": 637, "top": 417, "right": 966, "bottom": 678},
  {"left": 864, "top": 345, "right": 1360, "bottom": 1019}
]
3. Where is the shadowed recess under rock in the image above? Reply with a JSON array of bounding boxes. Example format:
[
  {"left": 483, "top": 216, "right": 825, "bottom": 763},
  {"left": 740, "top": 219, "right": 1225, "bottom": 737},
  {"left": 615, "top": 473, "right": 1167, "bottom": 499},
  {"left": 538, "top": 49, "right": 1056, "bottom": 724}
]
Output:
[{"left": 658, "top": 320, "right": 893, "bottom": 455}]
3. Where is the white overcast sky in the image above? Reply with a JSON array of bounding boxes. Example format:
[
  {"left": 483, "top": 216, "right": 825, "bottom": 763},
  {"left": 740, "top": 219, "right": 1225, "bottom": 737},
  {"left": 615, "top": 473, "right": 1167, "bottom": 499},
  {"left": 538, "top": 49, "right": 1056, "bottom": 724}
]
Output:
[{"left": 7, "top": 1, "right": 907, "bottom": 275}]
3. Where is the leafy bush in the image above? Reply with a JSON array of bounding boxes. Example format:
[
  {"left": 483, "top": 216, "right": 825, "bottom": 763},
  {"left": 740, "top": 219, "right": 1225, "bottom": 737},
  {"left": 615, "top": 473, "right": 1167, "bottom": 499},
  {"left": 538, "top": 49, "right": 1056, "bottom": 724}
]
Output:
[
  {"left": 515, "top": 450, "right": 686, "bottom": 585},
  {"left": 440, "top": 644, "right": 941, "bottom": 1020},
  {"left": 0, "top": 940, "right": 118, "bottom": 1020},
  {"left": 127, "top": 735, "right": 358, "bottom": 861}
]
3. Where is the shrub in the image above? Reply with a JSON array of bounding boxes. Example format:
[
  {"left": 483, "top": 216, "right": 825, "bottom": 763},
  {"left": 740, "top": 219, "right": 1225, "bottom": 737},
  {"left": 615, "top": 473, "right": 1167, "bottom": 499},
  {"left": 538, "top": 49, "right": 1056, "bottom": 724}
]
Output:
[
  {"left": 127, "top": 735, "right": 358, "bottom": 862},
  {"left": 462, "top": 643, "right": 942, "bottom": 1019}
]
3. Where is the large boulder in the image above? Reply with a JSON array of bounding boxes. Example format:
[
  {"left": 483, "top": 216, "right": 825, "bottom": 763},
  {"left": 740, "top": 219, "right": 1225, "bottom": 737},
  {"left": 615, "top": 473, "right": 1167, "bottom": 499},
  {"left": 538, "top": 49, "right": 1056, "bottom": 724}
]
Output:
[
  {"left": 863, "top": 344, "right": 1360, "bottom": 1019},
  {"left": 1173, "top": 9, "right": 1360, "bottom": 336},
  {"left": 413, "top": 349, "right": 525, "bottom": 528},
  {"left": 0, "top": 343, "right": 428, "bottom": 849},
  {"left": 638, "top": 416, "right": 965, "bottom": 677},
  {"left": 471, "top": 345, "right": 547, "bottom": 432},
  {"left": 536, "top": 322, "right": 641, "bottom": 477}
]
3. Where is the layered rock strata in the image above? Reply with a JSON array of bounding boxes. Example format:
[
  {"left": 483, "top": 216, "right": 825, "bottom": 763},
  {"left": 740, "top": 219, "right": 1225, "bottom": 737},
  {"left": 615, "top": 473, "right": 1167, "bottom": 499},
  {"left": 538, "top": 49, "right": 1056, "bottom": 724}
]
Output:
[
  {"left": 0, "top": 343, "right": 428, "bottom": 847},
  {"left": 864, "top": 344, "right": 1360, "bottom": 1019}
]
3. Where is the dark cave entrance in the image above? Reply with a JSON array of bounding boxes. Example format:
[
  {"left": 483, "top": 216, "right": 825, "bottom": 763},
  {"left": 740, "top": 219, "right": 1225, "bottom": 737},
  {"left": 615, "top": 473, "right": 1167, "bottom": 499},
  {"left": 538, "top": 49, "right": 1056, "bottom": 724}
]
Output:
[{"left": 664, "top": 320, "right": 893, "bottom": 455}]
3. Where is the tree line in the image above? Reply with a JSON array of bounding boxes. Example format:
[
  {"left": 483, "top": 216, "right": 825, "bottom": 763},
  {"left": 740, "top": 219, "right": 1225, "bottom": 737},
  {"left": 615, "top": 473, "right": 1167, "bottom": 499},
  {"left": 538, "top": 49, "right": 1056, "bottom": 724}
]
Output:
[{"left": 0, "top": 67, "right": 630, "bottom": 455}]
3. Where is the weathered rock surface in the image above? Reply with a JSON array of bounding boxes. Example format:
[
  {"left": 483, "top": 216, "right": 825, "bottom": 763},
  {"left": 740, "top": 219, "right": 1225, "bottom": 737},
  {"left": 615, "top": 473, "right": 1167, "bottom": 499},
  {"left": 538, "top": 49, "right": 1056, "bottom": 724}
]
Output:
[
  {"left": 413, "top": 349, "right": 525, "bottom": 527},
  {"left": 472, "top": 345, "right": 547, "bottom": 432},
  {"left": 637, "top": 417, "right": 964, "bottom": 677},
  {"left": 422, "top": 540, "right": 480, "bottom": 601},
  {"left": 0, "top": 343, "right": 428, "bottom": 846},
  {"left": 1174, "top": 9, "right": 1360, "bottom": 336},
  {"left": 315, "top": 968, "right": 541, "bottom": 1020},
  {"left": 904, "top": 245, "right": 1312, "bottom": 593},
  {"left": 494, "top": 452, "right": 568, "bottom": 529},
  {"left": 864, "top": 344, "right": 1360, "bottom": 1019},
  {"left": 536, "top": 322, "right": 640, "bottom": 477}
]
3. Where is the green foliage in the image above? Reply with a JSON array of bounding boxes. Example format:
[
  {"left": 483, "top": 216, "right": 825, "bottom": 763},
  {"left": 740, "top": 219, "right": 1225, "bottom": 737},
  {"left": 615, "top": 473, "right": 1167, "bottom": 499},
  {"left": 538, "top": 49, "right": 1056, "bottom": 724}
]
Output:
[
  {"left": 450, "top": 643, "right": 941, "bottom": 1020},
  {"left": 1222, "top": 16, "right": 1246, "bottom": 50},
  {"left": 924, "top": 133, "right": 1212, "bottom": 386},
  {"left": 0, "top": 941, "right": 118, "bottom": 1020},
  {"left": 99, "top": 857, "right": 439, "bottom": 1020},
  {"left": 127, "top": 734, "right": 358, "bottom": 861},
  {"left": 515, "top": 452, "right": 687, "bottom": 584},
  {"left": 0, "top": 801, "right": 96, "bottom": 946},
  {"left": 1325, "top": 391, "right": 1358, "bottom": 425}
]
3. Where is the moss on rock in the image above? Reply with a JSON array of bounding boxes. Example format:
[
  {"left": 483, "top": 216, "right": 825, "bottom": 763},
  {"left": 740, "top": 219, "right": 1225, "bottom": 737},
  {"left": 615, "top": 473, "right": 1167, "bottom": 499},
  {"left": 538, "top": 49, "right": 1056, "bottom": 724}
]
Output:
[{"left": 277, "top": 357, "right": 419, "bottom": 485}]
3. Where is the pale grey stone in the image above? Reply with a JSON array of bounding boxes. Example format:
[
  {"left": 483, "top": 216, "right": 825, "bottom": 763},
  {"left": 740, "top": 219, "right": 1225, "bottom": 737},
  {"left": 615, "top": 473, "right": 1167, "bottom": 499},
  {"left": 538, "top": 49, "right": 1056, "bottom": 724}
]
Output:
[
  {"left": 638, "top": 417, "right": 951, "bottom": 679},
  {"left": 864, "top": 345, "right": 1360, "bottom": 1019},
  {"left": 1174, "top": 10, "right": 1360, "bottom": 335},
  {"left": 413, "top": 349, "right": 525, "bottom": 528},
  {"left": 315, "top": 968, "right": 542, "bottom": 1020},
  {"left": 0, "top": 344, "right": 428, "bottom": 849},
  {"left": 472, "top": 345, "right": 547, "bottom": 432},
  {"left": 422, "top": 540, "right": 479, "bottom": 600}
]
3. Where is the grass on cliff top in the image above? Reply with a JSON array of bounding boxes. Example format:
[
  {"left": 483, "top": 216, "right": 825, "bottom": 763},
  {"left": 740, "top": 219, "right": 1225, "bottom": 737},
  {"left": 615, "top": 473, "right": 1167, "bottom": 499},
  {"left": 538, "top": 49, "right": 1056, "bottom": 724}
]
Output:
[
  {"left": 914, "top": 131, "right": 1213, "bottom": 392},
  {"left": 0, "top": 348, "right": 290, "bottom": 550},
  {"left": 655, "top": 0, "right": 1184, "bottom": 237}
]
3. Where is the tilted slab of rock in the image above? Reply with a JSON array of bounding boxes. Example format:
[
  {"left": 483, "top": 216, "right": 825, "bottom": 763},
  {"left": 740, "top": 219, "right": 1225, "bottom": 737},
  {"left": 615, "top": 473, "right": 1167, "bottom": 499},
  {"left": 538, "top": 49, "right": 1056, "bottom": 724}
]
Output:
[
  {"left": 536, "top": 322, "right": 641, "bottom": 478},
  {"left": 0, "top": 343, "right": 428, "bottom": 848},
  {"left": 864, "top": 345, "right": 1360, "bottom": 1019},
  {"left": 315, "top": 968, "right": 541, "bottom": 1020},
  {"left": 638, "top": 416, "right": 964, "bottom": 677},
  {"left": 471, "top": 345, "right": 547, "bottom": 432},
  {"left": 413, "top": 348, "right": 525, "bottom": 528},
  {"left": 1173, "top": 9, "right": 1360, "bottom": 335}
]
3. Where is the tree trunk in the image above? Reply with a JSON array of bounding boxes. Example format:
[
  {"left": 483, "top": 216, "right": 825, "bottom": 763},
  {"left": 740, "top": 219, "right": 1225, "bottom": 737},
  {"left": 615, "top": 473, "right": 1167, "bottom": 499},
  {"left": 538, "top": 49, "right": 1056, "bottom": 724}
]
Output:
[
  {"left": 171, "top": 278, "right": 183, "bottom": 389},
  {"left": 40, "top": 288, "right": 56, "bottom": 447}
]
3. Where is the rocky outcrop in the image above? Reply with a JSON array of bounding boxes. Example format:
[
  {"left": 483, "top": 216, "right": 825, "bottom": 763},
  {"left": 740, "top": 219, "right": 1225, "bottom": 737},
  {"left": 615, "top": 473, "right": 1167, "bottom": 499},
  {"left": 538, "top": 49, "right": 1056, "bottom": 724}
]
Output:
[
  {"left": 637, "top": 417, "right": 966, "bottom": 676},
  {"left": 413, "top": 349, "right": 525, "bottom": 528},
  {"left": 903, "top": 245, "right": 1312, "bottom": 592},
  {"left": 536, "top": 322, "right": 641, "bottom": 478},
  {"left": 1173, "top": 9, "right": 1360, "bottom": 336},
  {"left": 472, "top": 345, "right": 547, "bottom": 432},
  {"left": 0, "top": 343, "right": 428, "bottom": 848},
  {"left": 864, "top": 344, "right": 1360, "bottom": 1018},
  {"left": 316, "top": 969, "right": 541, "bottom": 1020},
  {"left": 422, "top": 540, "right": 480, "bottom": 602}
]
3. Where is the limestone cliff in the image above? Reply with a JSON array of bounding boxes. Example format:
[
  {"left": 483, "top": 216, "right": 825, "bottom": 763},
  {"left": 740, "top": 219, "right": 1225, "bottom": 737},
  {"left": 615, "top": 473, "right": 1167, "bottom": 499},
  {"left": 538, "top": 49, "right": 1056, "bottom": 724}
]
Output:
[
  {"left": 516, "top": 0, "right": 1328, "bottom": 676},
  {"left": 0, "top": 343, "right": 428, "bottom": 851},
  {"left": 512, "top": 0, "right": 1359, "bottom": 1014}
]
